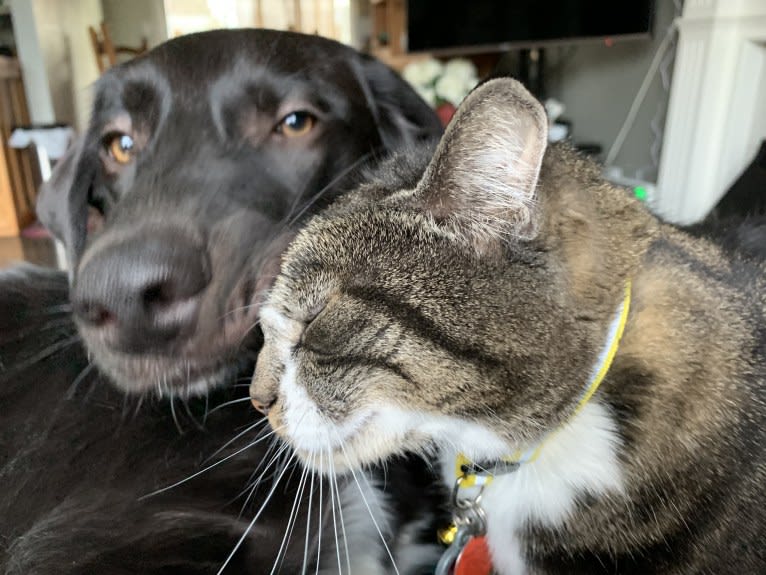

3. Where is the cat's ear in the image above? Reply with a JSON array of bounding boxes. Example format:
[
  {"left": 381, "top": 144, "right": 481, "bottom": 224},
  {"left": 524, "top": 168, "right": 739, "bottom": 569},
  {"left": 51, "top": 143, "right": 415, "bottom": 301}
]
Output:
[{"left": 415, "top": 77, "right": 548, "bottom": 243}]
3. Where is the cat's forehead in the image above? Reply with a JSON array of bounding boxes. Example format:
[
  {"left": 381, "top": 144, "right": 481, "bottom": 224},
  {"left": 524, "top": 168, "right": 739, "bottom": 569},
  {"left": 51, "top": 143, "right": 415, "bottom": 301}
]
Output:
[{"left": 269, "top": 208, "right": 419, "bottom": 309}]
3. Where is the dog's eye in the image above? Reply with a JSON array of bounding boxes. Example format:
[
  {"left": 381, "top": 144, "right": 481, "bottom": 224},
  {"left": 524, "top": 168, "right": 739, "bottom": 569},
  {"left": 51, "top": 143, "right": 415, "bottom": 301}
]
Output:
[
  {"left": 106, "top": 133, "right": 135, "bottom": 164},
  {"left": 275, "top": 111, "right": 316, "bottom": 138}
]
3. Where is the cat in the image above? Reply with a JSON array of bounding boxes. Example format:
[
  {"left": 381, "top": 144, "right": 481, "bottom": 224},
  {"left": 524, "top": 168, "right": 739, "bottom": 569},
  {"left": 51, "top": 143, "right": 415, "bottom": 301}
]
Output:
[{"left": 249, "top": 77, "right": 766, "bottom": 574}]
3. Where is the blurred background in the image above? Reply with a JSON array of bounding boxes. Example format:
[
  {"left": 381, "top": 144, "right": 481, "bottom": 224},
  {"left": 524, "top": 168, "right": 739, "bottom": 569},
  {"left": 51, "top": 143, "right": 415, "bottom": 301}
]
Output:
[{"left": 0, "top": 0, "right": 764, "bottom": 266}]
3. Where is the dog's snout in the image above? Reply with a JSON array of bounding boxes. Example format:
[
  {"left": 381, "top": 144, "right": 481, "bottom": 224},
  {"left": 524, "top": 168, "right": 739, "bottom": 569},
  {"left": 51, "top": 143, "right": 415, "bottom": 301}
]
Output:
[{"left": 72, "top": 229, "right": 210, "bottom": 354}]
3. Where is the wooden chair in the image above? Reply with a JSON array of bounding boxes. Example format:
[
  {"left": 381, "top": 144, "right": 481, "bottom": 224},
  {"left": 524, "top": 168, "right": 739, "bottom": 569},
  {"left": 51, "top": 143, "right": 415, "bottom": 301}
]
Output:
[
  {"left": 0, "top": 56, "right": 40, "bottom": 237},
  {"left": 88, "top": 22, "right": 148, "bottom": 74}
]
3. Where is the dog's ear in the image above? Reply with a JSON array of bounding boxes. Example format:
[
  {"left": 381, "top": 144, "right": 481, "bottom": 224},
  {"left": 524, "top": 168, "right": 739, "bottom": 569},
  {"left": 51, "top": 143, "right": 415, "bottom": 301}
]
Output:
[
  {"left": 36, "top": 136, "right": 96, "bottom": 273},
  {"left": 354, "top": 55, "right": 443, "bottom": 151}
]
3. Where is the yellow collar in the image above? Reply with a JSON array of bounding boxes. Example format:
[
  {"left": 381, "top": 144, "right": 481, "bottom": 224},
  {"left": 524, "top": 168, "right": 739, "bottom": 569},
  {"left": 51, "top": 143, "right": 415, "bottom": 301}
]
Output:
[{"left": 455, "top": 281, "right": 632, "bottom": 488}]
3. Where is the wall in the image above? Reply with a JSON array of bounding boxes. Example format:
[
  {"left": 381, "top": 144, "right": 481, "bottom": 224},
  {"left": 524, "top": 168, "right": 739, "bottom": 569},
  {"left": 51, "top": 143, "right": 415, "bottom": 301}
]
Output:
[
  {"left": 656, "top": 0, "right": 766, "bottom": 224},
  {"left": 29, "top": 0, "right": 75, "bottom": 126},
  {"left": 9, "top": 0, "right": 55, "bottom": 124},
  {"left": 547, "top": 0, "right": 679, "bottom": 182},
  {"left": 11, "top": 0, "right": 102, "bottom": 132},
  {"left": 57, "top": 0, "right": 102, "bottom": 132},
  {"left": 102, "top": 0, "right": 167, "bottom": 49}
]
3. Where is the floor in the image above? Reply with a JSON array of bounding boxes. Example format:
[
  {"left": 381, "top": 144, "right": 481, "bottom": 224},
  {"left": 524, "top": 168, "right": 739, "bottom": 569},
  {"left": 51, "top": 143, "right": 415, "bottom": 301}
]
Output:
[{"left": 0, "top": 236, "right": 61, "bottom": 269}]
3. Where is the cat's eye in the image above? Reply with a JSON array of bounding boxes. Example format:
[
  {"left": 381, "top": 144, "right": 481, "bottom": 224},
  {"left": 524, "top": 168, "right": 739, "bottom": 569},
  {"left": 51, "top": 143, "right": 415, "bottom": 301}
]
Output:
[
  {"left": 104, "top": 133, "right": 135, "bottom": 165},
  {"left": 275, "top": 111, "right": 316, "bottom": 138},
  {"left": 303, "top": 302, "right": 327, "bottom": 325},
  {"left": 297, "top": 303, "right": 329, "bottom": 350}
]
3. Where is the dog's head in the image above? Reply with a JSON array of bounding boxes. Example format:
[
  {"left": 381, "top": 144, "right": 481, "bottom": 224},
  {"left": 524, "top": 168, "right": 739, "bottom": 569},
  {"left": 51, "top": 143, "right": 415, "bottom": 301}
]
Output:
[{"left": 37, "top": 29, "right": 441, "bottom": 396}]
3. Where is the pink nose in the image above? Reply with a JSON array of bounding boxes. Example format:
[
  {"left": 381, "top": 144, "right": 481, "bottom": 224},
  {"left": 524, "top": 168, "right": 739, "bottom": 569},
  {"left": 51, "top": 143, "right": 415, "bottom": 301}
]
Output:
[
  {"left": 250, "top": 391, "right": 276, "bottom": 415},
  {"left": 251, "top": 398, "right": 269, "bottom": 414}
]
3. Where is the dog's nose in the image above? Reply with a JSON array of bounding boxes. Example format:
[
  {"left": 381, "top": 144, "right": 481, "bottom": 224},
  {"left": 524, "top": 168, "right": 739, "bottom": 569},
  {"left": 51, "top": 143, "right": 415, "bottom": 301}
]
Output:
[{"left": 72, "top": 230, "right": 211, "bottom": 354}]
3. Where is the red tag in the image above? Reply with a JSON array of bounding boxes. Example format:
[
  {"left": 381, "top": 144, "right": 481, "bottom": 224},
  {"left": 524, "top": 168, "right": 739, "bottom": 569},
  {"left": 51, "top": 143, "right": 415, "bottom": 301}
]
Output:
[{"left": 454, "top": 535, "right": 493, "bottom": 575}]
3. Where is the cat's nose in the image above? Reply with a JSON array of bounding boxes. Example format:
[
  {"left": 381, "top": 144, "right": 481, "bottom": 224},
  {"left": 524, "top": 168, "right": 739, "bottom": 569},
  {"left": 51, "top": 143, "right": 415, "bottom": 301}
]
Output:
[{"left": 250, "top": 390, "right": 277, "bottom": 415}]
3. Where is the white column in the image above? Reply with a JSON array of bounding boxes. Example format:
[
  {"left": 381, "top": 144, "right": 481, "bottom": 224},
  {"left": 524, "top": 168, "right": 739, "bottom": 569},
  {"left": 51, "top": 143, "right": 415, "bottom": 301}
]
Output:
[{"left": 656, "top": 0, "right": 766, "bottom": 224}]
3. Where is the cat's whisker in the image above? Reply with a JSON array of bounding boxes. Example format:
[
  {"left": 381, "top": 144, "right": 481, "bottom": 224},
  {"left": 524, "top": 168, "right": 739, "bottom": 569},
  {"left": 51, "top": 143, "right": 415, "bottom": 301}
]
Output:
[
  {"left": 270, "top": 456, "right": 310, "bottom": 575},
  {"left": 240, "top": 412, "right": 307, "bottom": 502},
  {"left": 284, "top": 457, "right": 313, "bottom": 572},
  {"left": 327, "top": 447, "right": 343, "bottom": 575},
  {"left": 275, "top": 446, "right": 294, "bottom": 486},
  {"left": 302, "top": 452, "right": 317, "bottom": 575},
  {"left": 204, "top": 396, "right": 256, "bottom": 416},
  {"left": 219, "top": 301, "right": 261, "bottom": 319},
  {"left": 204, "top": 418, "right": 270, "bottom": 464},
  {"left": 238, "top": 440, "right": 292, "bottom": 516},
  {"left": 333, "top": 428, "right": 400, "bottom": 575},
  {"left": 315, "top": 452, "right": 324, "bottom": 575},
  {"left": 330, "top": 454, "right": 352, "bottom": 575},
  {"left": 238, "top": 318, "right": 263, "bottom": 347},
  {"left": 140, "top": 425, "right": 284, "bottom": 500},
  {"left": 216, "top": 451, "right": 297, "bottom": 575}
]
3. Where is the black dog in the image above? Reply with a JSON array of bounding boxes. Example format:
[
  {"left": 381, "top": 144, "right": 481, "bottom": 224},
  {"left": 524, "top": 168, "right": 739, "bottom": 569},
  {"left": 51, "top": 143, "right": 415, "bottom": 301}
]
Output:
[
  {"left": 1, "top": 30, "right": 444, "bottom": 573},
  {"left": 37, "top": 28, "right": 441, "bottom": 396}
]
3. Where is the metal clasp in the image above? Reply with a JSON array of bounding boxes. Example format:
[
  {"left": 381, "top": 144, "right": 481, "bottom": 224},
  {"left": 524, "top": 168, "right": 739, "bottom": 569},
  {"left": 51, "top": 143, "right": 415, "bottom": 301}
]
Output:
[{"left": 435, "top": 476, "right": 489, "bottom": 575}]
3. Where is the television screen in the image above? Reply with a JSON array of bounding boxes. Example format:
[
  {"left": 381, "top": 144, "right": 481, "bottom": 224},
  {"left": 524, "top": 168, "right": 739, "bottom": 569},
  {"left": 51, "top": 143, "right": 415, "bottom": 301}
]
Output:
[{"left": 407, "top": 0, "right": 656, "bottom": 53}]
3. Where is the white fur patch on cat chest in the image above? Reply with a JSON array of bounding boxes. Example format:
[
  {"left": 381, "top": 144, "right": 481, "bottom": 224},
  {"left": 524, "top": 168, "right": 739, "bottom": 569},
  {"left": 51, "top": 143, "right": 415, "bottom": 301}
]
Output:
[{"left": 444, "top": 401, "right": 624, "bottom": 575}]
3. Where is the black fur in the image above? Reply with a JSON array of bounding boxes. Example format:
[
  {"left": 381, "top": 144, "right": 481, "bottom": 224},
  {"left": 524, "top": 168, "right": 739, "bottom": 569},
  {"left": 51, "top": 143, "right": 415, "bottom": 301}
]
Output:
[
  {"left": 1, "top": 30, "right": 443, "bottom": 574},
  {"left": 35, "top": 29, "right": 442, "bottom": 395}
]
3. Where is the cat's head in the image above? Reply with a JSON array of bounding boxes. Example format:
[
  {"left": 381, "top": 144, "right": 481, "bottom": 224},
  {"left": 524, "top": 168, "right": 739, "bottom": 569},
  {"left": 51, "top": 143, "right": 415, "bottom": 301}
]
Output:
[{"left": 251, "top": 78, "right": 647, "bottom": 472}]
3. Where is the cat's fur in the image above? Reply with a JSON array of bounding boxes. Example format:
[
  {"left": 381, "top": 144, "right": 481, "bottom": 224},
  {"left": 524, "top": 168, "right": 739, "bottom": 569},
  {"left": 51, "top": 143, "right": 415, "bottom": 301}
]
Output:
[{"left": 251, "top": 78, "right": 766, "bottom": 574}]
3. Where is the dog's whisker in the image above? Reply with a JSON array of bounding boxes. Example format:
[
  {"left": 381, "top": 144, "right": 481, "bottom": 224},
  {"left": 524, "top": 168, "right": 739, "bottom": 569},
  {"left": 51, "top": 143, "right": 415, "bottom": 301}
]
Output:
[
  {"left": 169, "top": 393, "right": 183, "bottom": 435},
  {"left": 27, "top": 303, "right": 73, "bottom": 315},
  {"left": 132, "top": 392, "right": 147, "bottom": 420},
  {"left": 1, "top": 334, "right": 81, "bottom": 376},
  {"left": 64, "top": 362, "right": 97, "bottom": 400},
  {"left": 285, "top": 151, "right": 375, "bottom": 229},
  {"left": 181, "top": 396, "right": 205, "bottom": 431},
  {"left": 216, "top": 451, "right": 298, "bottom": 575},
  {"left": 3, "top": 317, "right": 76, "bottom": 345}
]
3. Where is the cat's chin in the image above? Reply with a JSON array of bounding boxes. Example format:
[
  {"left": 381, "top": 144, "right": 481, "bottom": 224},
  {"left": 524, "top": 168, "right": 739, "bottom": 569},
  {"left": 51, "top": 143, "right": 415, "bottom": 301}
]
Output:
[
  {"left": 282, "top": 406, "right": 508, "bottom": 477},
  {"left": 289, "top": 432, "right": 401, "bottom": 476},
  {"left": 285, "top": 415, "right": 424, "bottom": 476}
]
